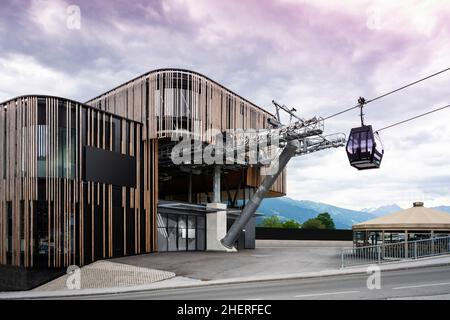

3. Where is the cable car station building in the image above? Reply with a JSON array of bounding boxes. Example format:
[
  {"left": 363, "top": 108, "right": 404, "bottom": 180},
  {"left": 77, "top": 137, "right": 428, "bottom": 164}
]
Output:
[
  {"left": 0, "top": 69, "right": 286, "bottom": 270},
  {"left": 353, "top": 202, "right": 450, "bottom": 246}
]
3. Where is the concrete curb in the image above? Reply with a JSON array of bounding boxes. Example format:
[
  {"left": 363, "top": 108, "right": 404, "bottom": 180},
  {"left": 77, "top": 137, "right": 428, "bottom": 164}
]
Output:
[{"left": 2, "top": 255, "right": 450, "bottom": 299}]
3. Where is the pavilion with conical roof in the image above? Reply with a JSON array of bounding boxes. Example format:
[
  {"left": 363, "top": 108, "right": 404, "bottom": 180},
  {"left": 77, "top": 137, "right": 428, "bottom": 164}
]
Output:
[{"left": 352, "top": 202, "right": 450, "bottom": 246}]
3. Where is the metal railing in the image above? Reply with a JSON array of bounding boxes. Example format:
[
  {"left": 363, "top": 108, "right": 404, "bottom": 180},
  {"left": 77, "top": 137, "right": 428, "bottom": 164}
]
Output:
[{"left": 341, "top": 235, "right": 450, "bottom": 268}]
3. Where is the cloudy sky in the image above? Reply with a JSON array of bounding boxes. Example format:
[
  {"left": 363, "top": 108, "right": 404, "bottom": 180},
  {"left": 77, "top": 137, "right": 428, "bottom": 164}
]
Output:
[{"left": 1, "top": 0, "right": 449, "bottom": 210}]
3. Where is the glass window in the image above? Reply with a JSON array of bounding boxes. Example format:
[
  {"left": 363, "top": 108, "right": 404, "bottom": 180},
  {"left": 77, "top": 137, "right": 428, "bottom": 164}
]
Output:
[
  {"left": 157, "top": 213, "right": 167, "bottom": 229},
  {"left": 367, "top": 133, "right": 374, "bottom": 154},
  {"left": 93, "top": 111, "right": 98, "bottom": 147},
  {"left": 168, "top": 227, "right": 177, "bottom": 252},
  {"left": 360, "top": 131, "right": 367, "bottom": 153},
  {"left": 105, "top": 116, "right": 111, "bottom": 150},
  {"left": 57, "top": 127, "right": 76, "bottom": 179},
  {"left": 112, "top": 117, "right": 121, "bottom": 153},
  {"left": 157, "top": 213, "right": 206, "bottom": 252},
  {"left": 99, "top": 114, "right": 104, "bottom": 148},
  {"left": 70, "top": 103, "right": 76, "bottom": 130},
  {"left": 354, "top": 231, "right": 366, "bottom": 247},
  {"left": 178, "top": 216, "right": 187, "bottom": 251},
  {"left": 37, "top": 201, "right": 49, "bottom": 257},
  {"left": 157, "top": 213, "right": 169, "bottom": 251},
  {"left": 188, "top": 229, "right": 196, "bottom": 251},
  {"left": 168, "top": 214, "right": 177, "bottom": 228},
  {"left": 158, "top": 227, "right": 168, "bottom": 252},
  {"left": 227, "top": 96, "right": 232, "bottom": 129},
  {"left": 346, "top": 135, "right": 354, "bottom": 155},
  {"left": 196, "top": 228, "right": 205, "bottom": 251},
  {"left": 125, "top": 122, "right": 130, "bottom": 155},
  {"left": 368, "top": 231, "right": 381, "bottom": 245},
  {"left": 353, "top": 132, "right": 360, "bottom": 154},
  {"left": 178, "top": 229, "right": 186, "bottom": 251},
  {"left": 187, "top": 228, "right": 196, "bottom": 239},
  {"left": 38, "top": 98, "right": 46, "bottom": 125},
  {"left": 58, "top": 101, "right": 66, "bottom": 127},
  {"left": 178, "top": 216, "right": 187, "bottom": 229},
  {"left": 197, "top": 216, "right": 205, "bottom": 230},
  {"left": 36, "top": 99, "right": 47, "bottom": 178},
  {"left": 36, "top": 101, "right": 76, "bottom": 179},
  {"left": 37, "top": 125, "right": 47, "bottom": 177},
  {"left": 188, "top": 216, "right": 196, "bottom": 229}
]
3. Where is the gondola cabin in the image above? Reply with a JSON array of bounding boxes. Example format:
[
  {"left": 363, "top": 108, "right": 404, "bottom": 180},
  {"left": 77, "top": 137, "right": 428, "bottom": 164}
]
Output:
[{"left": 346, "top": 125, "right": 384, "bottom": 170}]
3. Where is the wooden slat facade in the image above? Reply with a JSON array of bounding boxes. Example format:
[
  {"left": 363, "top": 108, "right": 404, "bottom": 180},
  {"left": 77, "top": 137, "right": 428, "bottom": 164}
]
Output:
[
  {"left": 0, "top": 69, "right": 286, "bottom": 269},
  {"left": 0, "top": 97, "right": 38, "bottom": 267},
  {"left": 87, "top": 69, "right": 286, "bottom": 196},
  {"left": 0, "top": 96, "right": 154, "bottom": 268}
]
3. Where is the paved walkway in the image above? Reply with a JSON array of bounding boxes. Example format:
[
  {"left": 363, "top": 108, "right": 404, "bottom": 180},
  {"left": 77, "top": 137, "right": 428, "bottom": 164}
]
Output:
[
  {"left": 111, "top": 244, "right": 349, "bottom": 280},
  {"left": 34, "top": 261, "right": 175, "bottom": 291}
]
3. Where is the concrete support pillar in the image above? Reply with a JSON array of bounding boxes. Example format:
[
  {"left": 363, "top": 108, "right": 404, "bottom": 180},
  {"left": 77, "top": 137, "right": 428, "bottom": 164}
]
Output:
[
  {"left": 206, "top": 203, "right": 236, "bottom": 252},
  {"left": 221, "top": 140, "right": 299, "bottom": 249}
]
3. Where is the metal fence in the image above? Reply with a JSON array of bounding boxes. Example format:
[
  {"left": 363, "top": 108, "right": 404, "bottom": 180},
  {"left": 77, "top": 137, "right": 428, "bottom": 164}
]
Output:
[{"left": 341, "top": 235, "right": 450, "bottom": 268}]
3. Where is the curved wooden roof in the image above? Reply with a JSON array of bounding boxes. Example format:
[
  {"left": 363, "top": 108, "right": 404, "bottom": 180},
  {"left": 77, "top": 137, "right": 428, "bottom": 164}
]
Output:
[
  {"left": 86, "top": 68, "right": 274, "bottom": 117},
  {"left": 0, "top": 94, "right": 139, "bottom": 122}
]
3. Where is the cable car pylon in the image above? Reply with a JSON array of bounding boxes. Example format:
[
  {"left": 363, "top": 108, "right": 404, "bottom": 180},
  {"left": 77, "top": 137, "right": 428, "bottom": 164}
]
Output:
[{"left": 221, "top": 101, "right": 346, "bottom": 249}]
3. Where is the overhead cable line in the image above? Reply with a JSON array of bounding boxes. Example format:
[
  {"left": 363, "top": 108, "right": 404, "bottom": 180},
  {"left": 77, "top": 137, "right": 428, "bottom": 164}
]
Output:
[
  {"left": 323, "top": 67, "right": 450, "bottom": 120},
  {"left": 376, "top": 104, "right": 450, "bottom": 132}
]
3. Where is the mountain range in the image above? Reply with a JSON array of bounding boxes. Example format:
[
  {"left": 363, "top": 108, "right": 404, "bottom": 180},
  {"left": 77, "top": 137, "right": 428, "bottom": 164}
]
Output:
[
  {"left": 361, "top": 204, "right": 403, "bottom": 217},
  {"left": 256, "top": 197, "right": 450, "bottom": 229}
]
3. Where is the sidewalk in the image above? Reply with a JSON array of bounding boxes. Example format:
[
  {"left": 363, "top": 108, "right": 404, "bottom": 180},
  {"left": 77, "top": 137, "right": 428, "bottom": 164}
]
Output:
[
  {"left": 33, "top": 261, "right": 176, "bottom": 291},
  {"left": 110, "top": 245, "right": 347, "bottom": 280},
  {"left": 1, "top": 254, "right": 450, "bottom": 299}
]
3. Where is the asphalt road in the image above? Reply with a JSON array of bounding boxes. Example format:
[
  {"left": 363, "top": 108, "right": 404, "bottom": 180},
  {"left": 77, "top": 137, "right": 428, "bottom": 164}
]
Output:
[{"left": 57, "top": 265, "right": 450, "bottom": 300}]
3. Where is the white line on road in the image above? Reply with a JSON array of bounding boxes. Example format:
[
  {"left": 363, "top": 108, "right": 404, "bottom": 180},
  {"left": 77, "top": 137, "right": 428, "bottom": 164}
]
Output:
[
  {"left": 294, "top": 290, "right": 360, "bottom": 298},
  {"left": 393, "top": 282, "right": 450, "bottom": 290}
]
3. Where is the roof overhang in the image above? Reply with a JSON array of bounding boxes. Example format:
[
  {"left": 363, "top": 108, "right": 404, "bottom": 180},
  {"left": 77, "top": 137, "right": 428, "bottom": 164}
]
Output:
[{"left": 353, "top": 224, "right": 450, "bottom": 231}]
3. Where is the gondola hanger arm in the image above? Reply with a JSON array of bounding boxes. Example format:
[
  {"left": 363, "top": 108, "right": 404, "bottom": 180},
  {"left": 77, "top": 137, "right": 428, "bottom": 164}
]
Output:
[{"left": 358, "top": 96, "right": 366, "bottom": 126}]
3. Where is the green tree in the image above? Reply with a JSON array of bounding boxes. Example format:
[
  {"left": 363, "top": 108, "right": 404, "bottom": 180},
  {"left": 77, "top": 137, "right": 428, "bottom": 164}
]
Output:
[
  {"left": 302, "top": 218, "right": 326, "bottom": 230},
  {"left": 316, "top": 212, "right": 336, "bottom": 230},
  {"left": 282, "top": 219, "right": 301, "bottom": 229},
  {"left": 260, "top": 215, "right": 283, "bottom": 228}
]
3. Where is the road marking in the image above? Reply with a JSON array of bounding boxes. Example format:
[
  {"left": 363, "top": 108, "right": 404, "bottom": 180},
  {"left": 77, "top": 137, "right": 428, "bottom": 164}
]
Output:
[
  {"left": 393, "top": 282, "right": 450, "bottom": 290},
  {"left": 294, "top": 290, "right": 360, "bottom": 298}
]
